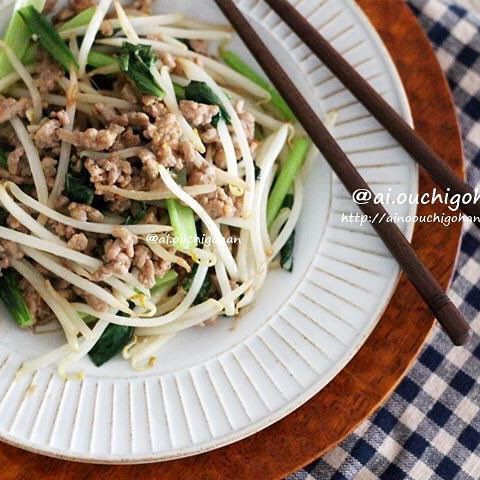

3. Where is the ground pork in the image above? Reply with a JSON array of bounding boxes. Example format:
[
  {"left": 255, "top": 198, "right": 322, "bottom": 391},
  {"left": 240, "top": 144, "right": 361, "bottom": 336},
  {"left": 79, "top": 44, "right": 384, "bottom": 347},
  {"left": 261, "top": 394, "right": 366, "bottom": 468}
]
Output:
[
  {"left": 0, "top": 240, "right": 24, "bottom": 272},
  {"left": 94, "top": 227, "right": 138, "bottom": 281},
  {"left": 33, "top": 119, "right": 61, "bottom": 149},
  {"left": 198, "top": 187, "right": 236, "bottom": 219},
  {"left": 85, "top": 154, "right": 132, "bottom": 190},
  {"left": 188, "top": 158, "right": 216, "bottom": 186},
  {"left": 68, "top": 203, "right": 104, "bottom": 222},
  {"left": 138, "top": 148, "right": 160, "bottom": 180},
  {"left": 6, "top": 214, "right": 28, "bottom": 233},
  {"left": 93, "top": 104, "right": 149, "bottom": 129},
  {"left": 142, "top": 95, "right": 168, "bottom": 118},
  {"left": 179, "top": 100, "right": 219, "bottom": 127},
  {"left": 127, "top": 0, "right": 152, "bottom": 14},
  {"left": 35, "top": 57, "right": 64, "bottom": 94},
  {"left": 158, "top": 52, "right": 176, "bottom": 71},
  {"left": 70, "top": 0, "right": 96, "bottom": 12},
  {"left": 51, "top": 109, "right": 70, "bottom": 126},
  {"left": 46, "top": 219, "right": 76, "bottom": 240},
  {"left": 0, "top": 97, "right": 32, "bottom": 124},
  {"left": 57, "top": 124, "right": 125, "bottom": 151},
  {"left": 200, "top": 127, "right": 219, "bottom": 144},
  {"left": 188, "top": 39, "right": 210, "bottom": 56},
  {"left": 144, "top": 113, "right": 182, "bottom": 147},
  {"left": 19, "top": 279, "right": 55, "bottom": 324},
  {"left": 113, "top": 127, "right": 141, "bottom": 150},
  {"left": 73, "top": 287, "right": 109, "bottom": 312},
  {"left": 67, "top": 233, "right": 89, "bottom": 252},
  {"left": 132, "top": 244, "right": 171, "bottom": 288},
  {"left": 6, "top": 147, "right": 24, "bottom": 175},
  {"left": 42, "top": 156, "right": 57, "bottom": 188}
]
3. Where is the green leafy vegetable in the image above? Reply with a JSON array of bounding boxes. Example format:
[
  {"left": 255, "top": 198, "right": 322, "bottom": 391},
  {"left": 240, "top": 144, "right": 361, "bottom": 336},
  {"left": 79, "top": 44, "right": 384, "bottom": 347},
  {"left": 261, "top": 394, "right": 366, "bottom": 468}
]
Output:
[
  {"left": 0, "top": 147, "right": 8, "bottom": 170},
  {"left": 119, "top": 42, "right": 165, "bottom": 98},
  {"left": 150, "top": 270, "right": 178, "bottom": 294},
  {"left": 280, "top": 194, "right": 295, "bottom": 272},
  {"left": 57, "top": 6, "right": 96, "bottom": 32},
  {"left": 220, "top": 50, "right": 294, "bottom": 121},
  {"left": 0, "top": 270, "right": 34, "bottom": 328},
  {"left": 183, "top": 264, "right": 212, "bottom": 305},
  {"left": 166, "top": 199, "right": 197, "bottom": 253},
  {"left": 267, "top": 137, "right": 310, "bottom": 227},
  {"left": 65, "top": 172, "right": 95, "bottom": 205},
  {"left": 18, "top": 6, "right": 78, "bottom": 71},
  {"left": 0, "top": 0, "right": 45, "bottom": 78},
  {"left": 124, "top": 201, "right": 147, "bottom": 225},
  {"left": 87, "top": 50, "right": 118, "bottom": 69},
  {"left": 22, "top": 45, "right": 38, "bottom": 65},
  {"left": 173, "top": 82, "right": 186, "bottom": 100},
  {"left": 88, "top": 323, "right": 134, "bottom": 367},
  {"left": 185, "top": 81, "right": 230, "bottom": 126}
]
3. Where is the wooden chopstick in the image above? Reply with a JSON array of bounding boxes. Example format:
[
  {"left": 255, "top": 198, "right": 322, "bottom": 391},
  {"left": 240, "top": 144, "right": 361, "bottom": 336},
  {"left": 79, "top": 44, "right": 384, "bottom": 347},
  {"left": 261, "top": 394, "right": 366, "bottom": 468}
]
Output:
[
  {"left": 213, "top": 0, "right": 470, "bottom": 345},
  {"left": 263, "top": 0, "right": 480, "bottom": 224}
]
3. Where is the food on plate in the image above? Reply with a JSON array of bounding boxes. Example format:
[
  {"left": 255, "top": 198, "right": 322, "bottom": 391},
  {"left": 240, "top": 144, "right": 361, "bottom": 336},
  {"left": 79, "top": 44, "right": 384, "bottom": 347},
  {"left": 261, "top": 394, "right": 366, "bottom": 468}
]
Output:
[{"left": 0, "top": 0, "right": 320, "bottom": 376}]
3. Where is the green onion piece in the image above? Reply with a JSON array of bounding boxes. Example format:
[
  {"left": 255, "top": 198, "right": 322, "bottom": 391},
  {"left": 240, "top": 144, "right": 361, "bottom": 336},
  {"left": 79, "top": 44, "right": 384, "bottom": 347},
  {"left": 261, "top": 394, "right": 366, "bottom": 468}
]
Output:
[
  {"left": 220, "top": 50, "right": 295, "bottom": 122},
  {"left": 173, "top": 82, "right": 186, "bottom": 100},
  {"left": 18, "top": 6, "right": 79, "bottom": 71},
  {"left": 123, "top": 201, "right": 147, "bottom": 225},
  {"left": 185, "top": 80, "right": 230, "bottom": 125},
  {"left": 150, "top": 270, "right": 178, "bottom": 294},
  {"left": 21, "top": 44, "right": 38, "bottom": 65},
  {"left": 0, "top": 0, "right": 45, "bottom": 78},
  {"left": 87, "top": 50, "right": 118, "bottom": 69},
  {"left": 280, "top": 194, "right": 295, "bottom": 272},
  {"left": 166, "top": 198, "right": 197, "bottom": 253},
  {"left": 119, "top": 42, "right": 165, "bottom": 98},
  {"left": 267, "top": 137, "right": 310, "bottom": 227},
  {"left": 0, "top": 270, "right": 34, "bottom": 328},
  {"left": 65, "top": 172, "right": 95, "bottom": 205},
  {"left": 57, "top": 6, "right": 96, "bottom": 32},
  {"left": 0, "top": 147, "right": 8, "bottom": 169},
  {"left": 88, "top": 323, "right": 134, "bottom": 367}
]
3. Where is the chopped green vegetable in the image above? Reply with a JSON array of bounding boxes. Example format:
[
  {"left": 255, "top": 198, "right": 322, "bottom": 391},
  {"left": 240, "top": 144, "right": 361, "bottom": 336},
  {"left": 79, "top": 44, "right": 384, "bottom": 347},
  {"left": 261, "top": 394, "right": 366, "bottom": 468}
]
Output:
[
  {"left": 173, "top": 82, "right": 186, "bottom": 100},
  {"left": 150, "top": 270, "right": 178, "bottom": 294},
  {"left": 0, "top": 0, "right": 45, "bottom": 78},
  {"left": 185, "top": 81, "right": 230, "bottom": 126},
  {"left": 88, "top": 323, "right": 134, "bottom": 367},
  {"left": 124, "top": 201, "right": 147, "bottom": 225},
  {"left": 57, "top": 6, "right": 96, "bottom": 32},
  {"left": 166, "top": 199, "right": 197, "bottom": 253},
  {"left": 220, "top": 50, "right": 295, "bottom": 122},
  {"left": 183, "top": 264, "right": 212, "bottom": 305},
  {"left": 87, "top": 50, "right": 118, "bottom": 69},
  {"left": 18, "top": 6, "right": 78, "bottom": 71},
  {"left": 267, "top": 137, "right": 310, "bottom": 227},
  {"left": 119, "top": 42, "right": 165, "bottom": 98},
  {"left": 280, "top": 194, "right": 295, "bottom": 272},
  {"left": 0, "top": 147, "right": 8, "bottom": 170},
  {"left": 0, "top": 270, "right": 34, "bottom": 328},
  {"left": 65, "top": 172, "right": 95, "bottom": 205},
  {"left": 22, "top": 44, "right": 38, "bottom": 65}
]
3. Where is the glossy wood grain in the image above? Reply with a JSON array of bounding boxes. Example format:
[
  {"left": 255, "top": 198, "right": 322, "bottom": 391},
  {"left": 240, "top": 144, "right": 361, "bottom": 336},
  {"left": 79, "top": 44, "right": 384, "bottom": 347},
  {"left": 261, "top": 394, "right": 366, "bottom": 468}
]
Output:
[{"left": 0, "top": 0, "right": 464, "bottom": 478}]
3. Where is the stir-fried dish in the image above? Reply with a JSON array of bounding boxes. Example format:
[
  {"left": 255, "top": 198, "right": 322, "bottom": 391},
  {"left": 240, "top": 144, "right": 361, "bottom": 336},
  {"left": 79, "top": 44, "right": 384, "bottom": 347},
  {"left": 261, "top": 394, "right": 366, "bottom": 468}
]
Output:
[{"left": 0, "top": 0, "right": 317, "bottom": 376}]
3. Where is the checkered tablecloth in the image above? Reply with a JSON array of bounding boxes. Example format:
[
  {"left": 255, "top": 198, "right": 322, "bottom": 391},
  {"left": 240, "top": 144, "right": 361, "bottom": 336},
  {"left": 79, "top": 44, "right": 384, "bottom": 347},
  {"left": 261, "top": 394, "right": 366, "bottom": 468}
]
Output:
[{"left": 289, "top": 1, "right": 480, "bottom": 479}]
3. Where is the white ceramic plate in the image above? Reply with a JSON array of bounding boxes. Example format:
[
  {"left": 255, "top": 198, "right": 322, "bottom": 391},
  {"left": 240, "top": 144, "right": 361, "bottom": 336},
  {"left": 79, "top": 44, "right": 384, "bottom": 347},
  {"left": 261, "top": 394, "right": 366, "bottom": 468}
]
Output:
[{"left": 0, "top": 0, "right": 417, "bottom": 462}]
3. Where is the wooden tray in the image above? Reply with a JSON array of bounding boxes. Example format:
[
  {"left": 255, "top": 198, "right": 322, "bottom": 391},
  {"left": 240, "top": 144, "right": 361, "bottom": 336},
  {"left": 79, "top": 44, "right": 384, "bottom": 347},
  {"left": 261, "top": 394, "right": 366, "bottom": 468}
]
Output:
[{"left": 0, "top": 0, "right": 464, "bottom": 478}]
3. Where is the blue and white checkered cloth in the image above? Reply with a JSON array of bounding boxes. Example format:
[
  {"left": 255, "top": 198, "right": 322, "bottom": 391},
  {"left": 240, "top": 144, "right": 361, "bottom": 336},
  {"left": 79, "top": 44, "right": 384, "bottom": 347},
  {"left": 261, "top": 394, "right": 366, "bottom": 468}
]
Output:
[{"left": 289, "top": 1, "right": 480, "bottom": 478}]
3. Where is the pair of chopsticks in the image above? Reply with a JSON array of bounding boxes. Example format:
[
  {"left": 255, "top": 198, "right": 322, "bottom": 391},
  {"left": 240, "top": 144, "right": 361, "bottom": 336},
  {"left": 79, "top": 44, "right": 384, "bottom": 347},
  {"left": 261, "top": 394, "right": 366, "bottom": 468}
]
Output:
[{"left": 214, "top": 0, "right": 471, "bottom": 345}]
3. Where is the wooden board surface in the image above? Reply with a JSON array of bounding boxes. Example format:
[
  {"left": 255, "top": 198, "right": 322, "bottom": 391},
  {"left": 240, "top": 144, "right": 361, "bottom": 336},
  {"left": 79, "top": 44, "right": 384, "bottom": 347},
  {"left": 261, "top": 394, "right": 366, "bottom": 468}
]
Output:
[{"left": 0, "top": 0, "right": 464, "bottom": 478}]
